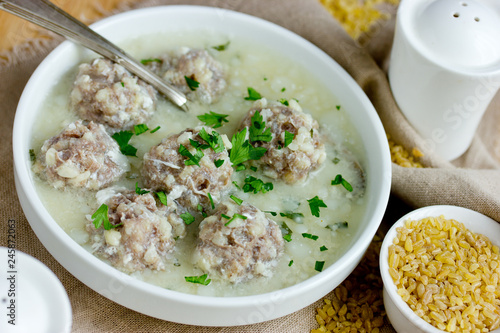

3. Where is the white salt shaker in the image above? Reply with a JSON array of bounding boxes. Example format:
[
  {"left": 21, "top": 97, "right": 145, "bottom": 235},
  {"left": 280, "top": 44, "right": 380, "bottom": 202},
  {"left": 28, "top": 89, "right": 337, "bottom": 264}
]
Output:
[{"left": 389, "top": 0, "right": 500, "bottom": 160}]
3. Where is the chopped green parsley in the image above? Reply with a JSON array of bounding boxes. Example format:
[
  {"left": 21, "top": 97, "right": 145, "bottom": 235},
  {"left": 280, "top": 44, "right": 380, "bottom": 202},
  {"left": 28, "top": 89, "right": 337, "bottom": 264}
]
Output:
[
  {"left": 197, "top": 111, "right": 229, "bottom": 129},
  {"left": 120, "top": 82, "right": 125, "bottom": 87},
  {"left": 224, "top": 213, "right": 247, "bottom": 226},
  {"left": 244, "top": 87, "right": 262, "bottom": 101},
  {"left": 229, "top": 128, "right": 266, "bottom": 166},
  {"left": 288, "top": 260, "right": 294, "bottom": 267},
  {"left": 232, "top": 181, "right": 241, "bottom": 190},
  {"left": 133, "top": 124, "right": 149, "bottom": 135},
  {"left": 198, "top": 128, "right": 225, "bottom": 153},
  {"left": 156, "top": 191, "right": 167, "bottom": 206},
  {"left": 150, "top": 126, "right": 161, "bottom": 133},
  {"left": 91, "top": 204, "right": 119, "bottom": 230},
  {"left": 280, "top": 211, "right": 304, "bottom": 222},
  {"left": 331, "top": 174, "right": 353, "bottom": 192},
  {"left": 184, "top": 75, "right": 200, "bottom": 91},
  {"left": 307, "top": 196, "right": 327, "bottom": 218},
  {"left": 184, "top": 274, "right": 211, "bottom": 286},
  {"left": 326, "top": 222, "right": 349, "bottom": 231},
  {"left": 315, "top": 261, "right": 325, "bottom": 272},
  {"left": 207, "top": 192, "right": 215, "bottom": 209},
  {"left": 279, "top": 98, "right": 289, "bottom": 106},
  {"left": 280, "top": 222, "right": 293, "bottom": 242},
  {"left": 29, "top": 149, "right": 36, "bottom": 163},
  {"left": 250, "top": 166, "right": 258, "bottom": 172},
  {"left": 284, "top": 131, "right": 294, "bottom": 147},
  {"left": 214, "top": 159, "right": 224, "bottom": 168},
  {"left": 197, "top": 204, "right": 208, "bottom": 218},
  {"left": 336, "top": 105, "right": 341, "bottom": 110},
  {"left": 320, "top": 245, "right": 328, "bottom": 252},
  {"left": 281, "top": 87, "right": 286, "bottom": 92},
  {"left": 180, "top": 212, "right": 195, "bottom": 225},
  {"left": 332, "top": 157, "right": 340, "bottom": 164},
  {"left": 302, "top": 233, "right": 319, "bottom": 240},
  {"left": 212, "top": 41, "right": 230, "bottom": 51},
  {"left": 249, "top": 110, "right": 272, "bottom": 142},
  {"left": 140, "top": 58, "right": 162, "bottom": 65},
  {"left": 242, "top": 175, "right": 273, "bottom": 194},
  {"left": 178, "top": 144, "right": 204, "bottom": 166},
  {"left": 112, "top": 131, "right": 137, "bottom": 157},
  {"left": 230, "top": 195, "right": 243, "bottom": 206},
  {"left": 135, "top": 182, "right": 150, "bottom": 195},
  {"left": 264, "top": 211, "right": 277, "bottom": 216}
]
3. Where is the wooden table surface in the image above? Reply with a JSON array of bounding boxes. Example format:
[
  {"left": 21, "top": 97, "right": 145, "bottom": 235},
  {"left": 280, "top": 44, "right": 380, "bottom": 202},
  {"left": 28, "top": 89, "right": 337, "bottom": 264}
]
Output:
[{"left": 0, "top": 0, "right": 140, "bottom": 53}]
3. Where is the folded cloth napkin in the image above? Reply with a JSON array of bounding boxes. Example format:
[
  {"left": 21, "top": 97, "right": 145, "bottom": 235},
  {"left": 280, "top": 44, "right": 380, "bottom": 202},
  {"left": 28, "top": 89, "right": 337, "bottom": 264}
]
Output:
[{"left": 1, "top": 0, "right": 498, "bottom": 332}]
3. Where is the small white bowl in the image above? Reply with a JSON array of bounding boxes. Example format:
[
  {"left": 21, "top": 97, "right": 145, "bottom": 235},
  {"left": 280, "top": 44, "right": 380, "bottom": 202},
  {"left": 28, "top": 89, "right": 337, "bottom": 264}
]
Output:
[
  {"left": 13, "top": 6, "right": 391, "bottom": 326},
  {"left": 0, "top": 247, "right": 72, "bottom": 333},
  {"left": 380, "top": 205, "right": 500, "bottom": 333}
]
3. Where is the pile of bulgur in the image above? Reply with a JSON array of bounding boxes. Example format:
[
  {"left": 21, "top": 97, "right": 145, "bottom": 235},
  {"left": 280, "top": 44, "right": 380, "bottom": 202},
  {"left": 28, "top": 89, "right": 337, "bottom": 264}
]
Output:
[
  {"left": 389, "top": 216, "right": 500, "bottom": 332},
  {"left": 312, "top": 233, "right": 387, "bottom": 333}
]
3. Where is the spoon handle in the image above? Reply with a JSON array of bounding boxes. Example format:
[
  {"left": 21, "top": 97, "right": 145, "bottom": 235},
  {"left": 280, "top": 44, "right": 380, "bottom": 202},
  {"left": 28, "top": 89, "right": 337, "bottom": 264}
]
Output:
[{"left": 0, "top": 0, "right": 188, "bottom": 110}]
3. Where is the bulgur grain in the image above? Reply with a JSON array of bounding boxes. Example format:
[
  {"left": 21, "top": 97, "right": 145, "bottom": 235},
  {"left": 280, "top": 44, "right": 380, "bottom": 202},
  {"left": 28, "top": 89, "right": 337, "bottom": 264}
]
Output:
[{"left": 389, "top": 216, "right": 500, "bottom": 332}]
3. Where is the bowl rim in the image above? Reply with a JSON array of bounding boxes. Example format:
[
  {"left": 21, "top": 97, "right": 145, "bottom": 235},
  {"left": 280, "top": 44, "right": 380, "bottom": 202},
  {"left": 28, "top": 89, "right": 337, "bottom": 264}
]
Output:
[
  {"left": 379, "top": 205, "right": 500, "bottom": 333},
  {"left": 12, "top": 5, "right": 392, "bottom": 325}
]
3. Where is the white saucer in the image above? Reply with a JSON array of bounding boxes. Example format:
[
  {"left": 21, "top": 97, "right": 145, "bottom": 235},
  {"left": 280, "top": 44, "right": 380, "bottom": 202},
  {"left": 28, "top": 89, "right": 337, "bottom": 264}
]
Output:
[{"left": 0, "top": 247, "right": 72, "bottom": 333}]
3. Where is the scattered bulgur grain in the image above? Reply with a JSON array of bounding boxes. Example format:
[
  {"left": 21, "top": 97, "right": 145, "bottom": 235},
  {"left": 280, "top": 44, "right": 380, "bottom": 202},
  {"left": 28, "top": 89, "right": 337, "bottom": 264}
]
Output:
[
  {"left": 319, "top": 0, "right": 400, "bottom": 39},
  {"left": 389, "top": 216, "right": 500, "bottom": 332},
  {"left": 312, "top": 233, "right": 387, "bottom": 333},
  {"left": 387, "top": 134, "right": 424, "bottom": 168}
]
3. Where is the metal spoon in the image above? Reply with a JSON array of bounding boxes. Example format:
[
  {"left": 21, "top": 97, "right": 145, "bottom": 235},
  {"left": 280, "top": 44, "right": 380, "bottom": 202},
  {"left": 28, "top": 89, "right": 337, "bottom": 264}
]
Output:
[{"left": 0, "top": 0, "right": 188, "bottom": 110}]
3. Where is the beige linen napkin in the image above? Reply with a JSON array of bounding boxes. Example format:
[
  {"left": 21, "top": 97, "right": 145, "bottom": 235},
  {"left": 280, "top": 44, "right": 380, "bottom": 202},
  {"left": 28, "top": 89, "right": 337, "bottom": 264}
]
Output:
[{"left": 1, "top": 0, "right": 499, "bottom": 332}]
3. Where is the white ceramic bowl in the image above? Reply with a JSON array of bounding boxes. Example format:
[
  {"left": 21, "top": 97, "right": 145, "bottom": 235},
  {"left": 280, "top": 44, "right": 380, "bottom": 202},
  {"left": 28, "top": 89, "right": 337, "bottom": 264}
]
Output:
[
  {"left": 12, "top": 6, "right": 391, "bottom": 326},
  {"left": 380, "top": 205, "right": 500, "bottom": 333}
]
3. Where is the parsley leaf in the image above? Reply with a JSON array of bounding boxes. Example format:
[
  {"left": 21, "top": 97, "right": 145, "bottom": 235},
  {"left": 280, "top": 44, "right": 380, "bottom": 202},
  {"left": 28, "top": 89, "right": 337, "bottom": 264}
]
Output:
[
  {"left": 284, "top": 131, "right": 294, "bottom": 147},
  {"left": 288, "top": 260, "right": 294, "bottom": 266},
  {"left": 141, "top": 58, "right": 162, "bottom": 65},
  {"left": 281, "top": 87, "right": 286, "bottom": 92},
  {"left": 302, "top": 233, "right": 319, "bottom": 240},
  {"left": 91, "top": 204, "right": 118, "bottom": 230},
  {"left": 212, "top": 41, "right": 230, "bottom": 51},
  {"left": 249, "top": 110, "right": 272, "bottom": 142},
  {"left": 232, "top": 181, "right": 241, "bottom": 190},
  {"left": 185, "top": 274, "right": 211, "bottom": 286},
  {"left": 326, "top": 222, "right": 349, "bottom": 231},
  {"left": 156, "top": 191, "right": 167, "bottom": 206},
  {"left": 214, "top": 159, "right": 224, "bottom": 168},
  {"left": 150, "top": 126, "right": 161, "bottom": 134},
  {"left": 180, "top": 212, "right": 195, "bottom": 225},
  {"left": 315, "top": 261, "right": 325, "bottom": 272},
  {"left": 332, "top": 157, "right": 341, "bottom": 164},
  {"left": 264, "top": 211, "right": 277, "bottom": 216},
  {"left": 307, "top": 196, "right": 327, "bottom": 217},
  {"left": 250, "top": 166, "right": 257, "bottom": 172},
  {"left": 230, "top": 195, "right": 243, "bottom": 205},
  {"left": 320, "top": 245, "right": 328, "bottom": 251},
  {"left": 197, "top": 111, "right": 229, "bottom": 129},
  {"left": 331, "top": 174, "right": 353, "bottom": 192},
  {"left": 235, "top": 164, "right": 246, "bottom": 172},
  {"left": 198, "top": 128, "right": 224, "bottom": 153},
  {"left": 242, "top": 175, "right": 273, "bottom": 194},
  {"left": 336, "top": 105, "right": 341, "bottom": 110},
  {"left": 120, "top": 82, "right": 125, "bottom": 87},
  {"left": 280, "top": 222, "right": 293, "bottom": 242},
  {"left": 178, "top": 144, "right": 204, "bottom": 166},
  {"left": 133, "top": 124, "right": 149, "bottom": 135},
  {"left": 224, "top": 213, "right": 247, "bottom": 226},
  {"left": 112, "top": 131, "right": 137, "bottom": 157},
  {"left": 229, "top": 128, "right": 267, "bottom": 166},
  {"left": 244, "top": 87, "right": 262, "bottom": 101},
  {"left": 184, "top": 75, "right": 200, "bottom": 91},
  {"left": 135, "top": 182, "right": 150, "bottom": 195}
]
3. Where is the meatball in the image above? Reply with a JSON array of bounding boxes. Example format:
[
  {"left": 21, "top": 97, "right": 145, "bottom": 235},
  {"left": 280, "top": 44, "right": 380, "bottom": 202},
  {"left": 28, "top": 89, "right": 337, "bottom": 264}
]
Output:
[
  {"left": 70, "top": 58, "right": 157, "bottom": 130},
  {"left": 193, "top": 201, "right": 284, "bottom": 283},
  {"left": 87, "top": 189, "right": 186, "bottom": 273},
  {"left": 146, "top": 48, "right": 226, "bottom": 104},
  {"left": 33, "top": 120, "right": 129, "bottom": 190},
  {"left": 142, "top": 127, "right": 233, "bottom": 209},
  {"left": 238, "top": 98, "right": 326, "bottom": 184}
]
